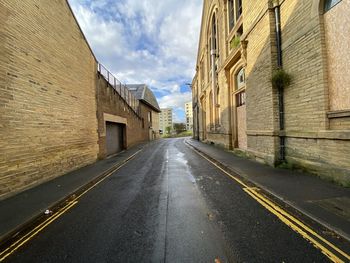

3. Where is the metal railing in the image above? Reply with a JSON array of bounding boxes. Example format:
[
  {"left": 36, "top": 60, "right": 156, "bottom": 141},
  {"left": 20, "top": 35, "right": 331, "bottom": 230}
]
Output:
[{"left": 98, "top": 63, "right": 140, "bottom": 115}]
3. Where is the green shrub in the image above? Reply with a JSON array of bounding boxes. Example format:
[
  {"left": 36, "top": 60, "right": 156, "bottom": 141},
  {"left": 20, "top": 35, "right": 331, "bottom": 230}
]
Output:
[
  {"left": 271, "top": 68, "right": 291, "bottom": 89},
  {"left": 230, "top": 35, "right": 241, "bottom": 49}
]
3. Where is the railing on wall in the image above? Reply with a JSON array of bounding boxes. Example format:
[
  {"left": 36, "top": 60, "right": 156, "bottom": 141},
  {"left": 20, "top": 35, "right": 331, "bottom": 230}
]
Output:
[{"left": 98, "top": 63, "right": 140, "bottom": 115}]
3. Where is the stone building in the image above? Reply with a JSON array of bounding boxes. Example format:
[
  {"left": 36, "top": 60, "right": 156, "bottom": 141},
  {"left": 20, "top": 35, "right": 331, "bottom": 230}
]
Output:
[
  {"left": 127, "top": 84, "right": 161, "bottom": 140},
  {"left": 192, "top": 0, "right": 350, "bottom": 185},
  {"left": 159, "top": 108, "right": 173, "bottom": 134},
  {"left": 185, "top": 102, "right": 193, "bottom": 131},
  {"left": 0, "top": 0, "right": 159, "bottom": 199}
]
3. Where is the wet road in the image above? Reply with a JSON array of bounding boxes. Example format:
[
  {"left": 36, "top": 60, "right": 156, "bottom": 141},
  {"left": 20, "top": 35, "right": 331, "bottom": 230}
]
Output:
[{"left": 6, "top": 138, "right": 330, "bottom": 262}]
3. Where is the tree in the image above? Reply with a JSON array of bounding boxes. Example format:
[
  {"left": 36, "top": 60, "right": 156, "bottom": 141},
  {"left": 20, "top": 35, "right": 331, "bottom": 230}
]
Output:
[
  {"left": 165, "top": 126, "right": 172, "bottom": 134},
  {"left": 173, "top": 123, "right": 186, "bottom": 134}
]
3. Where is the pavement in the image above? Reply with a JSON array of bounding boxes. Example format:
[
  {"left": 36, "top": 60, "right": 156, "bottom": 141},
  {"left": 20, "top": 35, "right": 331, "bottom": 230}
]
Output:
[
  {"left": 0, "top": 143, "right": 145, "bottom": 242},
  {"left": 185, "top": 138, "right": 350, "bottom": 241}
]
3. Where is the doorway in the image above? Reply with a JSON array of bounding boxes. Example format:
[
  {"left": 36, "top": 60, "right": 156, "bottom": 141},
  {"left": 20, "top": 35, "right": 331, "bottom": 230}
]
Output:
[{"left": 106, "top": 122, "right": 125, "bottom": 156}]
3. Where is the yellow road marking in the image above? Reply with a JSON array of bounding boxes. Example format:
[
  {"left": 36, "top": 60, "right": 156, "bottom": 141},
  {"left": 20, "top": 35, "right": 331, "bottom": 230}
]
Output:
[
  {"left": 0, "top": 149, "right": 142, "bottom": 262},
  {"left": 244, "top": 188, "right": 344, "bottom": 263},
  {"left": 186, "top": 142, "right": 350, "bottom": 262},
  {"left": 74, "top": 149, "right": 142, "bottom": 200},
  {"left": 0, "top": 201, "right": 78, "bottom": 262},
  {"left": 247, "top": 188, "right": 350, "bottom": 261},
  {"left": 188, "top": 145, "right": 249, "bottom": 188}
]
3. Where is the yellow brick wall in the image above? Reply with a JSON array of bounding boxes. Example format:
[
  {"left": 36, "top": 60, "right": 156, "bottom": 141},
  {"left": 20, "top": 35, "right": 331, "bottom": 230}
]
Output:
[{"left": 0, "top": 0, "right": 99, "bottom": 198}]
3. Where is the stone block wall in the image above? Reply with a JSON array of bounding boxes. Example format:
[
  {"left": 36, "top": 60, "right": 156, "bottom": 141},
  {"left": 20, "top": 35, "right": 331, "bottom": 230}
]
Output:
[
  {"left": 96, "top": 75, "right": 149, "bottom": 159},
  {"left": 245, "top": 6, "right": 278, "bottom": 164},
  {"left": 285, "top": 136, "right": 350, "bottom": 185},
  {"left": 279, "top": 0, "right": 350, "bottom": 185},
  {"left": 281, "top": 0, "right": 328, "bottom": 132},
  {"left": 0, "top": 0, "right": 99, "bottom": 199},
  {"left": 193, "top": 0, "right": 350, "bottom": 185}
]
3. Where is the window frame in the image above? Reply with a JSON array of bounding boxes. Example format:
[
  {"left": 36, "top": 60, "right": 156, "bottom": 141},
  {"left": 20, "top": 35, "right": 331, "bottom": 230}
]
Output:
[
  {"left": 324, "top": 0, "right": 342, "bottom": 12},
  {"left": 228, "top": 0, "right": 235, "bottom": 31}
]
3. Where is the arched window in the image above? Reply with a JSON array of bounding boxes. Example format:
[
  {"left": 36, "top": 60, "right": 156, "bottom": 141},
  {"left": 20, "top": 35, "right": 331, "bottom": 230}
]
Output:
[
  {"left": 216, "top": 86, "right": 220, "bottom": 125},
  {"left": 236, "top": 67, "right": 245, "bottom": 90},
  {"left": 209, "top": 11, "right": 219, "bottom": 81},
  {"left": 234, "top": 67, "right": 246, "bottom": 107},
  {"left": 212, "top": 14, "right": 217, "bottom": 52},
  {"left": 324, "top": 0, "right": 341, "bottom": 12},
  {"left": 209, "top": 90, "right": 213, "bottom": 125}
]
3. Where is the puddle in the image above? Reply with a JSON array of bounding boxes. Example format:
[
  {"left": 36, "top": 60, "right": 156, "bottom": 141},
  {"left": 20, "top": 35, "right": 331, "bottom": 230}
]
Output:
[{"left": 173, "top": 151, "right": 196, "bottom": 183}]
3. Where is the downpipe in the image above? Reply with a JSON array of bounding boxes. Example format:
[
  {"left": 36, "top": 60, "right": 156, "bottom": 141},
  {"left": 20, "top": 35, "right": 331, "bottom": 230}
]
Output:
[
  {"left": 211, "top": 49, "right": 217, "bottom": 130},
  {"left": 274, "top": 2, "right": 285, "bottom": 162}
]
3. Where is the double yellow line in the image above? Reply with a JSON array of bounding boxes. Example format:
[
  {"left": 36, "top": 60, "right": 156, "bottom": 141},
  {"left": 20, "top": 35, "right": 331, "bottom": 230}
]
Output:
[
  {"left": 188, "top": 143, "right": 350, "bottom": 263},
  {"left": 0, "top": 149, "right": 142, "bottom": 262},
  {"left": 244, "top": 187, "right": 349, "bottom": 263}
]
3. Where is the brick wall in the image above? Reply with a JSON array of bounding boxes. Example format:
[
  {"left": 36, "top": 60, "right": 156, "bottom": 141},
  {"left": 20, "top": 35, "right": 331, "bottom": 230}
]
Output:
[{"left": 0, "top": 0, "right": 100, "bottom": 199}]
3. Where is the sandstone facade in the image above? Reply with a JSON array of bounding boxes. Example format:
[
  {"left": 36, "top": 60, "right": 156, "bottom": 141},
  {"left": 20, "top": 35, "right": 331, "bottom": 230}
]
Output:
[
  {"left": 0, "top": 0, "right": 99, "bottom": 198},
  {"left": 192, "top": 0, "right": 350, "bottom": 185},
  {"left": 0, "top": 0, "right": 159, "bottom": 199}
]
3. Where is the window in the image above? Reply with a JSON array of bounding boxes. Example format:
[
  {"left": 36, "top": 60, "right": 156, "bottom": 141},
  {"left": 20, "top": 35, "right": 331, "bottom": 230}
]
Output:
[
  {"left": 228, "top": 0, "right": 235, "bottom": 31},
  {"left": 215, "top": 87, "right": 220, "bottom": 125},
  {"left": 200, "top": 60, "right": 205, "bottom": 86},
  {"left": 209, "top": 91, "right": 213, "bottom": 125},
  {"left": 236, "top": 91, "right": 246, "bottom": 106},
  {"left": 234, "top": 68, "right": 246, "bottom": 107},
  {"left": 323, "top": 0, "right": 349, "bottom": 112},
  {"left": 236, "top": 0, "right": 242, "bottom": 20},
  {"left": 324, "top": 0, "right": 341, "bottom": 12},
  {"left": 228, "top": 0, "right": 242, "bottom": 32},
  {"left": 148, "top": 112, "right": 152, "bottom": 122},
  {"left": 236, "top": 68, "right": 245, "bottom": 90},
  {"left": 212, "top": 14, "right": 217, "bottom": 51}
]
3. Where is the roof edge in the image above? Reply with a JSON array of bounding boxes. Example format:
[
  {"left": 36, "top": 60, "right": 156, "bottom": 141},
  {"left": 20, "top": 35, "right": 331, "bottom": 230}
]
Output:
[{"left": 66, "top": 0, "right": 97, "bottom": 62}]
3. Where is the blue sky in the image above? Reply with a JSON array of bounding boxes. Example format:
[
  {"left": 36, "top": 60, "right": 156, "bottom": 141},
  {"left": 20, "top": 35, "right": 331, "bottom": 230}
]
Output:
[{"left": 68, "top": 0, "right": 203, "bottom": 122}]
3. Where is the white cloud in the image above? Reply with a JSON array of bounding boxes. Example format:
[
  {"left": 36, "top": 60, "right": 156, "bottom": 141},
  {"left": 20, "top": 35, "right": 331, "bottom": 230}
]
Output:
[
  {"left": 158, "top": 92, "right": 192, "bottom": 109},
  {"left": 68, "top": 0, "right": 202, "bottom": 121}
]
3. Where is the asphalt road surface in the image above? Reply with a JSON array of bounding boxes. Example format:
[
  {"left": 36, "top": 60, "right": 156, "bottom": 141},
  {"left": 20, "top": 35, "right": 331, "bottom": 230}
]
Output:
[{"left": 6, "top": 138, "right": 331, "bottom": 262}]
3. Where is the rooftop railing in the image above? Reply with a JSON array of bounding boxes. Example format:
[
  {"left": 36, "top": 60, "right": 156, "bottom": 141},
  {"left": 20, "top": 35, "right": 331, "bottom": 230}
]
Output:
[{"left": 98, "top": 63, "right": 140, "bottom": 115}]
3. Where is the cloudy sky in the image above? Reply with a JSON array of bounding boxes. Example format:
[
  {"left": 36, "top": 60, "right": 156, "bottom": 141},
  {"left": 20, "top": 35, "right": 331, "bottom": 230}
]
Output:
[{"left": 68, "top": 0, "right": 203, "bottom": 122}]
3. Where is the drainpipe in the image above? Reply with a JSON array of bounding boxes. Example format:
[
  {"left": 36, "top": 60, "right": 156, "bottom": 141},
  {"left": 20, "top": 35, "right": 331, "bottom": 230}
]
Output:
[
  {"left": 196, "top": 82, "right": 200, "bottom": 140},
  {"left": 273, "top": 0, "right": 285, "bottom": 162},
  {"left": 211, "top": 48, "right": 217, "bottom": 129}
]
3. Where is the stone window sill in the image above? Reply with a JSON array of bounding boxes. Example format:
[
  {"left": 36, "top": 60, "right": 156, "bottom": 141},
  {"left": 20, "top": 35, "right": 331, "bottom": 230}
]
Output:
[{"left": 327, "top": 110, "right": 350, "bottom": 119}]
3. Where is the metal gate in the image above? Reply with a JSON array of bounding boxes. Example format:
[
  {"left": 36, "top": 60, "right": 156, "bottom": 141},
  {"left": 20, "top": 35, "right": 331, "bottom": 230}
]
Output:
[{"left": 106, "top": 122, "right": 124, "bottom": 156}]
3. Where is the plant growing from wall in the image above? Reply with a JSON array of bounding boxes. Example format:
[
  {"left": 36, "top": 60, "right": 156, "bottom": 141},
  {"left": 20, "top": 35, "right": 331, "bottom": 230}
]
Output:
[
  {"left": 271, "top": 68, "right": 292, "bottom": 89},
  {"left": 230, "top": 35, "right": 241, "bottom": 49}
]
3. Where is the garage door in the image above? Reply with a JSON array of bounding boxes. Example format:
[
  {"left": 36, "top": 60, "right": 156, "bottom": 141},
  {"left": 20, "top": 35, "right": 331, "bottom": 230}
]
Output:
[{"left": 106, "top": 122, "right": 124, "bottom": 156}]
